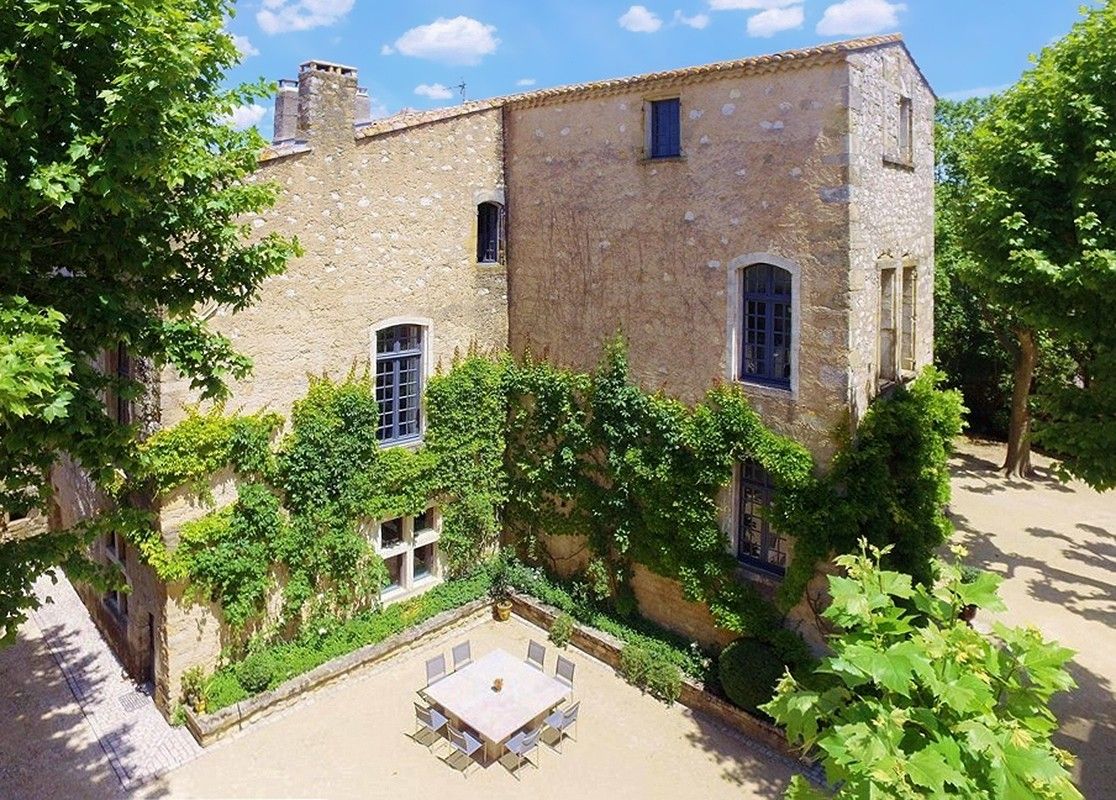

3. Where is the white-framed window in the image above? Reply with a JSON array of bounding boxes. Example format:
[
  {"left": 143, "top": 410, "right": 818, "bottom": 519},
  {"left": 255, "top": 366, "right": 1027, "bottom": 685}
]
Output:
[
  {"left": 369, "top": 508, "right": 441, "bottom": 598},
  {"left": 371, "top": 317, "right": 433, "bottom": 447},
  {"left": 878, "top": 265, "right": 897, "bottom": 383},
  {"left": 900, "top": 264, "right": 917, "bottom": 374},
  {"left": 726, "top": 253, "right": 801, "bottom": 395},
  {"left": 104, "top": 582, "right": 129, "bottom": 621},
  {"left": 105, "top": 530, "right": 126, "bottom": 565},
  {"left": 898, "top": 96, "right": 913, "bottom": 163}
]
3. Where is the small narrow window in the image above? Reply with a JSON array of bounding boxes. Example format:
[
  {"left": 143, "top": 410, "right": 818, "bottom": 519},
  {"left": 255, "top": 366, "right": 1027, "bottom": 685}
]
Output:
[
  {"left": 900, "top": 266, "right": 917, "bottom": 373},
  {"left": 647, "top": 98, "right": 681, "bottom": 159},
  {"left": 477, "top": 202, "right": 504, "bottom": 263},
  {"left": 737, "top": 461, "right": 789, "bottom": 576},
  {"left": 105, "top": 531, "right": 126, "bottom": 564},
  {"left": 898, "top": 96, "right": 913, "bottom": 162},
  {"left": 104, "top": 581, "right": 129, "bottom": 621},
  {"left": 879, "top": 267, "right": 897, "bottom": 382},
  {"left": 375, "top": 325, "right": 423, "bottom": 444},
  {"left": 740, "top": 263, "right": 792, "bottom": 388}
]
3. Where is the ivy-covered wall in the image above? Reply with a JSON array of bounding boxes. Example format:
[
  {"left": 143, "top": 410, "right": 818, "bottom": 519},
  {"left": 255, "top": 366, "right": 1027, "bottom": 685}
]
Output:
[
  {"left": 128, "top": 353, "right": 506, "bottom": 632},
  {"left": 121, "top": 339, "right": 962, "bottom": 705}
]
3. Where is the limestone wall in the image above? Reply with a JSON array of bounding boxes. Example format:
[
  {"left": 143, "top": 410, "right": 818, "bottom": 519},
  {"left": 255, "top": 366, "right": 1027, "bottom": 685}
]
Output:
[
  {"left": 505, "top": 59, "right": 854, "bottom": 461},
  {"left": 846, "top": 46, "right": 936, "bottom": 420}
]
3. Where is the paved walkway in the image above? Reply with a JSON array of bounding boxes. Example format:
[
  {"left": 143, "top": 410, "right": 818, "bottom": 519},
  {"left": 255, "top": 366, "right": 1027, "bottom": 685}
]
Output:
[
  {"left": 949, "top": 438, "right": 1115, "bottom": 800},
  {"left": 0, "top": 572, "right": 201, "bottom": 799}
]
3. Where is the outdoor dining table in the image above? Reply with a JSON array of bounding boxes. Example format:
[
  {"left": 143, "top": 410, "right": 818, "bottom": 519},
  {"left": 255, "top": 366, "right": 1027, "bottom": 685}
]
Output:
[{"left": 422, "top": 648, "right": 571, "bottom": 764}]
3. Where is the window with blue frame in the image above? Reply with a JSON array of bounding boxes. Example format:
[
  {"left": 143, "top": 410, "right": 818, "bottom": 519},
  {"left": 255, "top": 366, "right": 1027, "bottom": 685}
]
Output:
[
  {"left": 648, "top": 98, "right": 681, "bottom": 158},
  {"left": 741, "top": 263, "right": 792, "bottom": 388},
  {"left": 737, "top": 460, "right": 790, "bottom": 576},
  {"left": 375, "top": 324, "right": 423, "bottom": 443}
]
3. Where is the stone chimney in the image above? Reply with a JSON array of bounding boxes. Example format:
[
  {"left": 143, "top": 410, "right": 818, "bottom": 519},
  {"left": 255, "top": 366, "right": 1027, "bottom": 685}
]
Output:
[
  {"left": 354, "top": 87, "right": 372, "bottom": 126},
  {"left": 272, "top": 79, "right": 299, "bottom": 142},
  {"left": 271, "top": 59, "right": 360, "bottom": 147}
]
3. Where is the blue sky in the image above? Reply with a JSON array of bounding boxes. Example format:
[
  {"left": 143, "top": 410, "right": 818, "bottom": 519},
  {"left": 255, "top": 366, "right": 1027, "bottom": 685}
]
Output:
[{"left": 223, "top": 1, "right": 1092, "bottom": 133}]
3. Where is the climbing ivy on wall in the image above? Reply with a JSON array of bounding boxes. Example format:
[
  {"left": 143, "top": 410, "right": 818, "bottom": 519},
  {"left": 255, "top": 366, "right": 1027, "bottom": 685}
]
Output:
[
  {"left": 124, "top": 337, "right": 961, "bottom": 650},
  {"left": 503, "top": 339, "right": 964, "bottom": 644},
  {"left": 127, "top": 353, "right": 507, "bottom": 629}
]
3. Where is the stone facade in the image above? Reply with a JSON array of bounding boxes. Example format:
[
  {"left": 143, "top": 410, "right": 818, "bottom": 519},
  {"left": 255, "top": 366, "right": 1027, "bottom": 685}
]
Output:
[{"left": 57, "top": 37, "right": 935, "bottom": 712}]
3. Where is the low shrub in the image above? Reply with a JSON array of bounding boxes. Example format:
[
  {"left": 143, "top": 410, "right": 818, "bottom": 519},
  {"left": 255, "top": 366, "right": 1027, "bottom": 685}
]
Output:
[
  {"left": 620, "top": 642, "right": 683, "bottom": 704},
  {"left": 180, "top": 665, "right": 207, "bottom": 713},
  {"left": 719, "top": 637, "right": 796, "bottom": 715},
  {"left": 548, "top": 612, "right": 574, "bottom": 648},
  {"left": 645, "top": 659, "right": 682, "bottom": 704},
  {"left": 205, "top": 670, "right": 248, "bottom": 710},
  {"left": 236, "top": 650, "right": 278, "bottom": 693}
]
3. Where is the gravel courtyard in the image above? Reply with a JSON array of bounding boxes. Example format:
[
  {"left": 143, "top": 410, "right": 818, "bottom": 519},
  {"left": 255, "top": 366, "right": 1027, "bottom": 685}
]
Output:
[{"left": 948, "top": 437, "right": 1115, "bottom": 800}]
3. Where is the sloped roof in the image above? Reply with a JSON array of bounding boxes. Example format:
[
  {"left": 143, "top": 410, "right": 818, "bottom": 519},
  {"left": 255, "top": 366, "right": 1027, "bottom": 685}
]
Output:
[{"left": 352, "top": 34, "right": 920, "bottom": 141}]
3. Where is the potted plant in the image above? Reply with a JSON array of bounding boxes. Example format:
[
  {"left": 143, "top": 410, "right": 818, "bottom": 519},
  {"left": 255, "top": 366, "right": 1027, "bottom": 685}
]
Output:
[{"left": 490, "top": 554, "right": 513, "bottom": 621}]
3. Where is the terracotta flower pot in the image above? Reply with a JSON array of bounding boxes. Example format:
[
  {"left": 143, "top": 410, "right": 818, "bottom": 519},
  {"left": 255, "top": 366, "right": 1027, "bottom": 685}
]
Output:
[{"left": 494, "top": 598, "right": 512, "bottom": 621}]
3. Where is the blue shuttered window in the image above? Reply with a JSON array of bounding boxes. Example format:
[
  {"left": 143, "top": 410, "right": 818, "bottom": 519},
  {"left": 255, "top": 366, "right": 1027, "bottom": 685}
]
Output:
[
  {"left": 375, "top": 325, "right": 423, "bottom": 444},
  {"left": 737, "top": 460, "right": 789, "bottom": 576},
  {"left": 741, "top": 264, "right": 792, "bottom": 388},
  {"left": 649, "top": 98, "right": 681, "bottom": 158}
]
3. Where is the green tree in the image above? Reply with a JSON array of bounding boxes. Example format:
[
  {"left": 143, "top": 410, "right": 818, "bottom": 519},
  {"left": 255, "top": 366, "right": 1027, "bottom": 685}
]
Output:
[
  {"left": 764, "top": 541, "right": 1081, "bottom": 800},
  {"left": 0, "top": 0, "right": 299, "bottom": 637},
  {"left": 959, "top": 3, "right": 1116, "bottom": 487}
]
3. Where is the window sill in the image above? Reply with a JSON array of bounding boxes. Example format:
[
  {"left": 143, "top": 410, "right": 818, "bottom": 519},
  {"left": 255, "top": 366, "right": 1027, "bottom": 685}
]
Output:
[
  {"left": 476, "top": 260, "right": 506, "bottom": 269},
  {"left": 735, "top": 379, "right": 794, "bottom": 398},
  {"left": 414, "top": 529, "right": 439, "bottom": 548},
  {"left": 733, "top": 563, "right": 782, "bottom": 598},
  {"left": 882, "top": 154, "right": 914, "bottom": 171},
  {"left": 379, "top": 436, "right": 423, "bottom": 452},
  {"left": 640, "top": 154, "right": 685, "bottom": 164}
]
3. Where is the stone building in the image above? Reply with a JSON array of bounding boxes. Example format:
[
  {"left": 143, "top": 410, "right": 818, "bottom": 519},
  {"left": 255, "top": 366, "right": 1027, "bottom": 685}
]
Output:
[{"left": 58, "top": 34, "right": 934, "bottom": 711}]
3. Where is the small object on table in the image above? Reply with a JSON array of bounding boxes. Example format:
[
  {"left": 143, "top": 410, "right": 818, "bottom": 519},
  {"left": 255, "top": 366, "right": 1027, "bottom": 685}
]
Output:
[{"left": 492, "top": 677, "right": 504, "bottom": 692}]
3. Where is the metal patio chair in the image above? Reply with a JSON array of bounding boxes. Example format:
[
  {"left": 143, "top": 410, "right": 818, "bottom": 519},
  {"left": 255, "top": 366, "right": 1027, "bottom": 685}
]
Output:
[
  {"left": 444, "top": 725, "right": 484, "bottom": 777},
  {"left": 526, "top": 639, "right": 546, "bottom": 671},
  {"left": 555, "top": 654, "right": 575, "bottom": 690},
  {"left": 544, "top": 701, "right": 580, "bottom": 752},
  {"left": 452, "top": 640, "right": 472, "bottom": 671},
  {"left": 412, "top": 702, "right": 448, "bottom": 751},
  {"left": 504, "top": 726, "right": 543, "bottom": 778}
]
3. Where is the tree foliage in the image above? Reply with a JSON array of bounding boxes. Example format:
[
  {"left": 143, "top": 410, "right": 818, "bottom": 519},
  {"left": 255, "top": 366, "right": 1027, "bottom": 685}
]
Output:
[
  {"left": 959, "top": 3, "right": 1116, "bottom": 489},
  {"left": 0, "top": 0, "right": 300, "bottom": 634},
  {"left": 764, "top": 542, "right": 1081, "bottom": 800}
]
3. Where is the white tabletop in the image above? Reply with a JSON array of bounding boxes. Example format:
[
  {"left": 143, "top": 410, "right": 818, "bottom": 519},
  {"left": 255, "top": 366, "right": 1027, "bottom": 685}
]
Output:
[{"left": 423, "top": 649, "right": 571, "bottom": 745}]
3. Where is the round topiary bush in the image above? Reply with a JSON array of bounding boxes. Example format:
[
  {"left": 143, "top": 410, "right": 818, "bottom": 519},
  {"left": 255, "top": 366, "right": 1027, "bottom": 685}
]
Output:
[
  {"left": 718, "top": 638, "right": 788, "bottom": 715},
  {"left": 236, "top": 650, "right": 278, "bottom": 694}
]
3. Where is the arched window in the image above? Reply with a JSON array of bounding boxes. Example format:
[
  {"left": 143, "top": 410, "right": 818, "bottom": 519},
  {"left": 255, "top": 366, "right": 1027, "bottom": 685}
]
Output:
[
  {"left": 737, "top": 460, "right": 789, "bottom": 575},
  {"left": 375, "top": 324, "right": 424, "bottom": 443},
  {"left": 476, "top": 201, "right": 504, "bottom": 264},
  {"left": 741, "top": 263, "right": 792, "bottom": 388}
]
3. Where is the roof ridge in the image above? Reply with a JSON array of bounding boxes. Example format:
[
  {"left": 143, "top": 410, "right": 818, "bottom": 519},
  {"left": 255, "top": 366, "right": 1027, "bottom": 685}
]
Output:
[{"left": 351, "top": 34, "right": 905, "bottom": 141}]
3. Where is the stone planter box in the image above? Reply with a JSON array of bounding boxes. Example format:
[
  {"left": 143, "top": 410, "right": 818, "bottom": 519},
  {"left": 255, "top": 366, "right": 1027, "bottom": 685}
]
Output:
[
  {"left": 184, "top": 598, "right": 490, "bottom": 746},
  {"left": 508, "top": 591, "right": 810, "bottom": 766}
]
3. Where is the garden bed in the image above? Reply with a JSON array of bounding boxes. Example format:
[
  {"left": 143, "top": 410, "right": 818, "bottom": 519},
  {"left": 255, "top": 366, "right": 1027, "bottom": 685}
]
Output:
[{"left": 184, "top": 597, "right": 489, "bottom": 746}]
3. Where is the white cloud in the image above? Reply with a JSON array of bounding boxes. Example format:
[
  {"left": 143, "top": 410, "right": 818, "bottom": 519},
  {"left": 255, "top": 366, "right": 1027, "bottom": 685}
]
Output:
[
  {"left": 516, "top": 78, "right": 537, "bottom": 87},
  {"left": 231, "top": 33, "right": 259, "bottom": 57},
  {"left": 257, "top": 0, "right": 354, "bottom": 35},
  {"left": 414, "top": 83, "right": 455, "bottom": 100},
  {"left": 816, "top": 0, "right": 905, "bottom": 36},
  {"left": 674, "top": 10, "right": 711, "bottom": 29},
  {"left": 619, "top": 5, "right": 663, "bottom": 33},
  {"left": 941, "top": 84, "right": 1010, "bottom": 101},
  {"left": 225, "top": 103, "right": 268, "bottom": 130},
  {"left": 709, "top": 0, "right": 799, "bottom": 10},
  {"left": 380, "top": 44, "right": 394, "bottom": 55},
  {"left": 747, "top": 5, "right": 804, "bottom": 36},
  {"left": 393, "top": 16, "right": 499, "bottom": 65}
]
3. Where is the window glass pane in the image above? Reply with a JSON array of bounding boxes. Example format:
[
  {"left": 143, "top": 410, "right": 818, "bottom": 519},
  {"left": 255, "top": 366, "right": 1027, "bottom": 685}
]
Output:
[
  {"left": 381, "top": 517, "right": 404, "bottom": 548},
  {"left": 741, "top": 265, "right": 791, "bottom": 387},
  {"left": 375, "top": 325, "right": 424, "bottom": 442},
  {"left": 477, "top": 203, "right": 502, "bottom": 263},
  {"left": 385, "top": 554, "right": 404, "bottom": 590},
  {"left": 414, "top": 508, "right": 432, "bottom": 533},
  {"left": 414, "top": 544, "right": 435, "bottom": 580}
]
